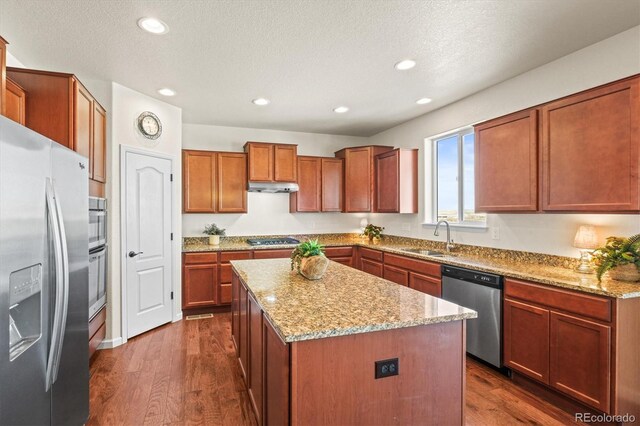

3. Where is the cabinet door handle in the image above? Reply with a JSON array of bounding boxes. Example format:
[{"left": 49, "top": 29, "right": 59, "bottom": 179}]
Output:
[{"left": 128, "top": 251, "right": 143, "bottom": 258}]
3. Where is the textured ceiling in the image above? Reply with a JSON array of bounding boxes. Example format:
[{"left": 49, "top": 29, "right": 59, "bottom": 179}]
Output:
[{"left": 1, "top": 0, "right": 639, "bottom": 136}]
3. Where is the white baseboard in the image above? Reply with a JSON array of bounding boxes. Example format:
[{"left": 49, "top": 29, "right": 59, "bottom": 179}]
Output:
[{"left": 97, "top": 336, "right": 123, "bottom": 350}]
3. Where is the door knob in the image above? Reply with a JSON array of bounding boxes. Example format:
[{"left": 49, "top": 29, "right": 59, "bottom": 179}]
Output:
[{"left": 128, "top": 251, "right": 143, "bottom": 258}]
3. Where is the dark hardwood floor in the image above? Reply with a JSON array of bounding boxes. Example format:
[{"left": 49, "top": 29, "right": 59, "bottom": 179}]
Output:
[{"left": 88, "top": 314, "right": 578, "bottom": 425}]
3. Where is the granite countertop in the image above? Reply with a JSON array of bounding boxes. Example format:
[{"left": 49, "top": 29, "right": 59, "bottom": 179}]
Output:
[
  {"left": 184, "top": 234, "right": 640, "bottom": 299},
  {"left": 231, "top": 258, "right": 477, "bottom": 343}
]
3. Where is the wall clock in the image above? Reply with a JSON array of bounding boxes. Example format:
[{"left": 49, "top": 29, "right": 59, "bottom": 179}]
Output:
[{"left": 137, "top": 111, "right": 162, "bottom": 140}]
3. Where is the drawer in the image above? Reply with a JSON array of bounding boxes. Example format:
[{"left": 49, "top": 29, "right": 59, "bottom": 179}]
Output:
[
  {"left": 89, "top": 323, "right": 106, "bottom": 360},
  {"left": 220, "top": 251, "right": 253, "bottom": 263},
  {"left": 325, "top": 246, "right": 353, "bottom": 258},
  {"left": 89, "top": 306, "right": 106, "bottom": 338},
  {"left": 361, "top": 258, "right": 383, "bottom": 277},
  {"left": 184, "top": 252, "right": 218, "bottom": 264},
  {"left": 383, "top": 265, "right": 409, "bottom": 286},
  {"left": 220, "top": 283, "right": 232, "bottom": 304},
  {"left": 359, "top": 247, "right": 383, "bottom": 262},
  {"left": 505, "top": 279, "right": 612, "bottom": 323},
  {"left": 253, "top": 249, "right": 292, "bottom": 259},
  {"left": 409, "top": 273, "right": 441, "bottom": 297},
  {"left": 384, "top": 253, "right": 441, "bottom": 278},
  {"left": 332, "top": 257, "right": 353, "bottom": 267}
]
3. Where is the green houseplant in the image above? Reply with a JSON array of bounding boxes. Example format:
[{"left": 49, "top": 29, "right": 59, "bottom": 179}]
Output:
[
  {"left": 203, "top": 223, "right": 226, "bottom": 246},
  {"left": 363, "top": 224, "right": 384, "bottom": 242},
  {"left": 592, "top": 234, "right": 640, "bottom": 282},
  {"left": 290, "top": 239, "right": 329, "bottom": 280}
]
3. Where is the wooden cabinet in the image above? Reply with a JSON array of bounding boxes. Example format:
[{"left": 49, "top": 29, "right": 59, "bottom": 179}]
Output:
[
  {"left": 474, "top": 109, "right": 538, "bottom": 212},
  {"left": 182, "top": 150, "right": 247, "bottom": 213},
  {"left": 253, "top": 249, "right": 292, "bottom": 259},
  {"left": 245, "top": 142, "right": 297, "bottom": 182},
  {"left": 231, "top": 273, "right": 240, "bottom": 350},
  {"left": 6, "top": 68, "right": 108, "bottom": 195},
  {"left": 375, "top": 148, "right": 418, "bottom": 213},
  {"left": 335, "top": 145, "right": 393, "bottom": 212},
  {"left": 409, "top": 272, "right": 441, "bottom": 297},
  {"left": 321, "top": 158, "right": 344, "bottom": 211},
  {"left": 324, "top": 246, "right": 353, "bottom": 267},
  {"left": 248, "top": 294, "right": 264, "bottom": 423},
  {"left": 92, "top": 102, "right": 107, "bottom": 183},
  {"left": 238, "top": 278, "right": 249, "bottom": 381},
  {"left": 0, "top": 36, "right": 6, "bottom": 116},
  {"left": 541, "top": 76, "right": 639, "bottom": 211},
  {"left": 218, "top": 152, "right": 248, "bottom": 213},
  {"left": 503, "top": 278, "right": 615, "bottom": 413},
  {"left": 383, "top": 264, "right": 409, "bottom": 286},
  {"left": 183, "top": 150, "right": 216, "bottom": 212},
  {"left": 290, "top": 156, "right": 321, "bottom": 212},
  {"left": 5, "top": 78, "right": 25, "bottom": 125},
  {"left": 219, "top": 251, "right": 253, "bottom": 305},
  {"left": 182, "top": 253, "right": 219, "bottom": 309},
  {"left": 359, "top": 247, "right": 384, "bottom": 277},
  {"left": 382, "top": 253, "right": 442, "bottom": 296},
  {"left": 503, "top": 298, "right": 550, "bottom": 383},
  {"left": 290, "top": 157, "right": 344, "bottom": 212},
  {"left": 550, "top": 312, "right": 611, "bottom": 411}
]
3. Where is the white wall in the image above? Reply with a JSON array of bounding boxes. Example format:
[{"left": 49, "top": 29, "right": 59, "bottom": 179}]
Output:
[
  {"left": 182, "top": 124, "right": 369, "bottom": 236},
  {"left": 106, "top": 83, "right": 182, "bottom": 343},
  {"left": 368, "top": 26, "right": 640, "bottom": 257}
]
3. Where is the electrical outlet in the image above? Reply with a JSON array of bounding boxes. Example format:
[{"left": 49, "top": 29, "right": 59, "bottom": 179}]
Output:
[
  {"left": 491, "top": 226, "right": 500, "bottom": 240},
  {"left": 310, "top": 221, "right": 317, "bottom": 230},
  {"left": 375, "top": 358, "right": 399, "bottom": 379},
  {"left": 401, "top": 223, "right": 411, "bottom": 231}
]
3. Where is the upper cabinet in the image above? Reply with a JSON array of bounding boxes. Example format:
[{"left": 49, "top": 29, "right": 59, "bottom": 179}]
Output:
[
  {"left": 335, "top": 145, "right": 393, "bottom": 212},
  {"left": 475, "top": 109, "right": 539, "bottom": 212},
  {"left": 375, "top": 148, "right": 418, "bottom": 213},
  {"left": 6, "top": 67, "right": 108, "bottom": 195},
  {"left": 5, "top": 78, "right": 26, "bottom": 125},
  {"left": 541, "top": 76, "right": 639, "bottom": 212},
  {"left": 244, "top": 142, "right": 297, "bottom": 182},
  {"left": 475, "top": 74, "right": 639, "bottom": 213},
  {"left": 182, "top": 150, "right": 247, "bottom": 214},
  {"left": 290, "top": 156, "right": 344, "bottom": 212},
  {"left": 0, "top": 36, "right": 7, "bottom": 117}
]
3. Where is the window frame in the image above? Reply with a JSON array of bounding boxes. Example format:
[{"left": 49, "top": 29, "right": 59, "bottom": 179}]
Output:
[{"left": 429, "top": 127, "right": 486, "bottom": 227}]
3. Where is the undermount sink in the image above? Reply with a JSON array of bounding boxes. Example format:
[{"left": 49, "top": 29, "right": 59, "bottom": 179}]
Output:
[{"left": 400, "top": 248, "right": 454, "bottom": 257}]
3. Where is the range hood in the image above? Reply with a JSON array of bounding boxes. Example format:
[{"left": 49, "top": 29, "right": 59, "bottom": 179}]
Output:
[{"left": 247, "top": 182, "right": 299, "bottom": 193}]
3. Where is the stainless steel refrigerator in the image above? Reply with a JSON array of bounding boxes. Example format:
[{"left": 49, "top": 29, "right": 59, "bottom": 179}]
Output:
[{"left": 0, "top": 116, "right": 89, "bottom": 425}]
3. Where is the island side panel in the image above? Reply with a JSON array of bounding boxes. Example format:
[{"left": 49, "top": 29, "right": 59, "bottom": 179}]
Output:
[
  {"left": 289, "top": 321, "right": 465, "bottom": 426},
  {"left": 264, "top": 317, "right": 290, "bottom": 426}
]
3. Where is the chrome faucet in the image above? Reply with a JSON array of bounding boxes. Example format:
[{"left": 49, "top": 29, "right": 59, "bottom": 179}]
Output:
[{"left": 434, "top": 220, "right": 455, "bottom": 252}]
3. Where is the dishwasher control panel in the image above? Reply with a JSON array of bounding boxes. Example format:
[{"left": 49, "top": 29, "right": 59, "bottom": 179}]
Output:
[{"left": 441, "top": 265, "right": 502, "bottom": 288}]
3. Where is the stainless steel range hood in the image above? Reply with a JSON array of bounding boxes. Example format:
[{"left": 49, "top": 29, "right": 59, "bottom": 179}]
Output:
[{"left": 247, "top": 182, "right": 299, "bottom": 193}]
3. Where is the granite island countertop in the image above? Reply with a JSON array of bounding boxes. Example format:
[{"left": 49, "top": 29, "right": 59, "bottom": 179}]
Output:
[
  {"left": 231, "top": 258, "right": 477, "bottom": 343},
  {"left": 185, "top": 234, "right": 640, "bottom": 299}
]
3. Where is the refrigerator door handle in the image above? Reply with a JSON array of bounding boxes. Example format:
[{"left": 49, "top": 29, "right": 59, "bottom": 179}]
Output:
[
  {"left": 44, "top": 179, "right": 69, "bottom": 390},
  {"left": 51, "top": 181, "right": 70, "bottom": 384}
]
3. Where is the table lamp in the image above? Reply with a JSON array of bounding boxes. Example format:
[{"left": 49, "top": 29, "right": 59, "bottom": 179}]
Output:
[{"left": 573, "top": 225, "right": 599, "bottom": 274}]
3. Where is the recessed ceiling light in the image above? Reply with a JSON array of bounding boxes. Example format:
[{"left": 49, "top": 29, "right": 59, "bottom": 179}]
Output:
[
  {"left": 333, "top": 106, "right": 349, "bottom": 113},
  {"left": 416, "top": 97, "right": 432, "bottom": 105},
  {"left": 158, "top": 88, "right": 176, "bottom": 96},
  {"left": 394, "top": 59, "right": 416, "bottom": 71},
  {"left": 137, "top": 17, "right": 169, "bottom": 34},
  {"left": 252, "top": 98, "right": 270, "bottom": 106}
]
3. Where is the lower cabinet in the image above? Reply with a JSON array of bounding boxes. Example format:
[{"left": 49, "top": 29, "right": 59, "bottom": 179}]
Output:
[
  {"left": 383, "top": 264, "right": 408, "bottom": 286},
  {"left": 219, "top": 251, "right": 252, "bottom": 306},
  {"left": 182, "top": 253, "right": 218, "bottom": 309},
  {"left": 503, "top": 278, "right": 614, "bottom": 413}
]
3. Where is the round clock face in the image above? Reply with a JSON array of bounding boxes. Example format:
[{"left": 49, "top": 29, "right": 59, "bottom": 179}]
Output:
[{"left": 137, "top": 112, "right": 162, "bottom": 140}]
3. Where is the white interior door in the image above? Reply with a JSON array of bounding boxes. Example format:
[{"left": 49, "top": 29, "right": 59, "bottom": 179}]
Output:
[{"left": 124, "top": 150, "right": 173, "bottom": 338}]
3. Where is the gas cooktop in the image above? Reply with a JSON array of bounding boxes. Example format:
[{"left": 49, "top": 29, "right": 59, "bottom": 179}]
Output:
[{"left": 246, "top": 237, "right": 300, "bottom": 246}]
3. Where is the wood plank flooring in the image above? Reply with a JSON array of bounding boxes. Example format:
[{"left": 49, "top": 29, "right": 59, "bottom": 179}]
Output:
[{"left": 88, "top": 313, "right": 578, "bottom": 426}]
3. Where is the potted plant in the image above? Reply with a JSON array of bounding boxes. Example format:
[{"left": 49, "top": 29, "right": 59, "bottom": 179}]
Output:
[
  {"left": 592, "top": 234, "right": 640, "bottom": 282},
  {"left": 290, "top": 239, "right": 329, "bottom": 280},
  {"left": 363, "top": 224, "right": 384, "bottom": 242},
  {"left": 203, "top": 223, "right": 226, "bottom": 246}
]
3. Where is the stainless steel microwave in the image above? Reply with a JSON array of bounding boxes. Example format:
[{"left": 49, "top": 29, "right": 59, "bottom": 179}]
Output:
[{"left": 89, "top": 197, "right": 106, "bottom": 250}]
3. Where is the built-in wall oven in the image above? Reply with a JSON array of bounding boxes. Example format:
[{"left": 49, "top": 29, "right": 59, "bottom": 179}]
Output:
[{"left": 89, "top": 197, "right": 107, "bottom": 319}]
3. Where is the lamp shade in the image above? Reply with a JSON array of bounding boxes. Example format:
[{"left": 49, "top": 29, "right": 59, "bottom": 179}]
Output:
[{"left": 573, "top": 225, "right": 599, "bottom": 249}]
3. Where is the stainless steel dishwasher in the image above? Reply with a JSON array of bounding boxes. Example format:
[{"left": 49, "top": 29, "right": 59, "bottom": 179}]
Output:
[{"left": 441, "top": 265, "right": 503, "bottom": 368}]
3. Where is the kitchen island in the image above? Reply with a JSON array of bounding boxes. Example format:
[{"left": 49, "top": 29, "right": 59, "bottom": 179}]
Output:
[{"left": 231, "top": 258, "right": 476, "bottom": 426}]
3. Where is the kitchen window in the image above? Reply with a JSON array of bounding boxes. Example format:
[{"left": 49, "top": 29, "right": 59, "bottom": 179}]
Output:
[{"left": 429, "top": 128, "right": 486, "bottom": 225}]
